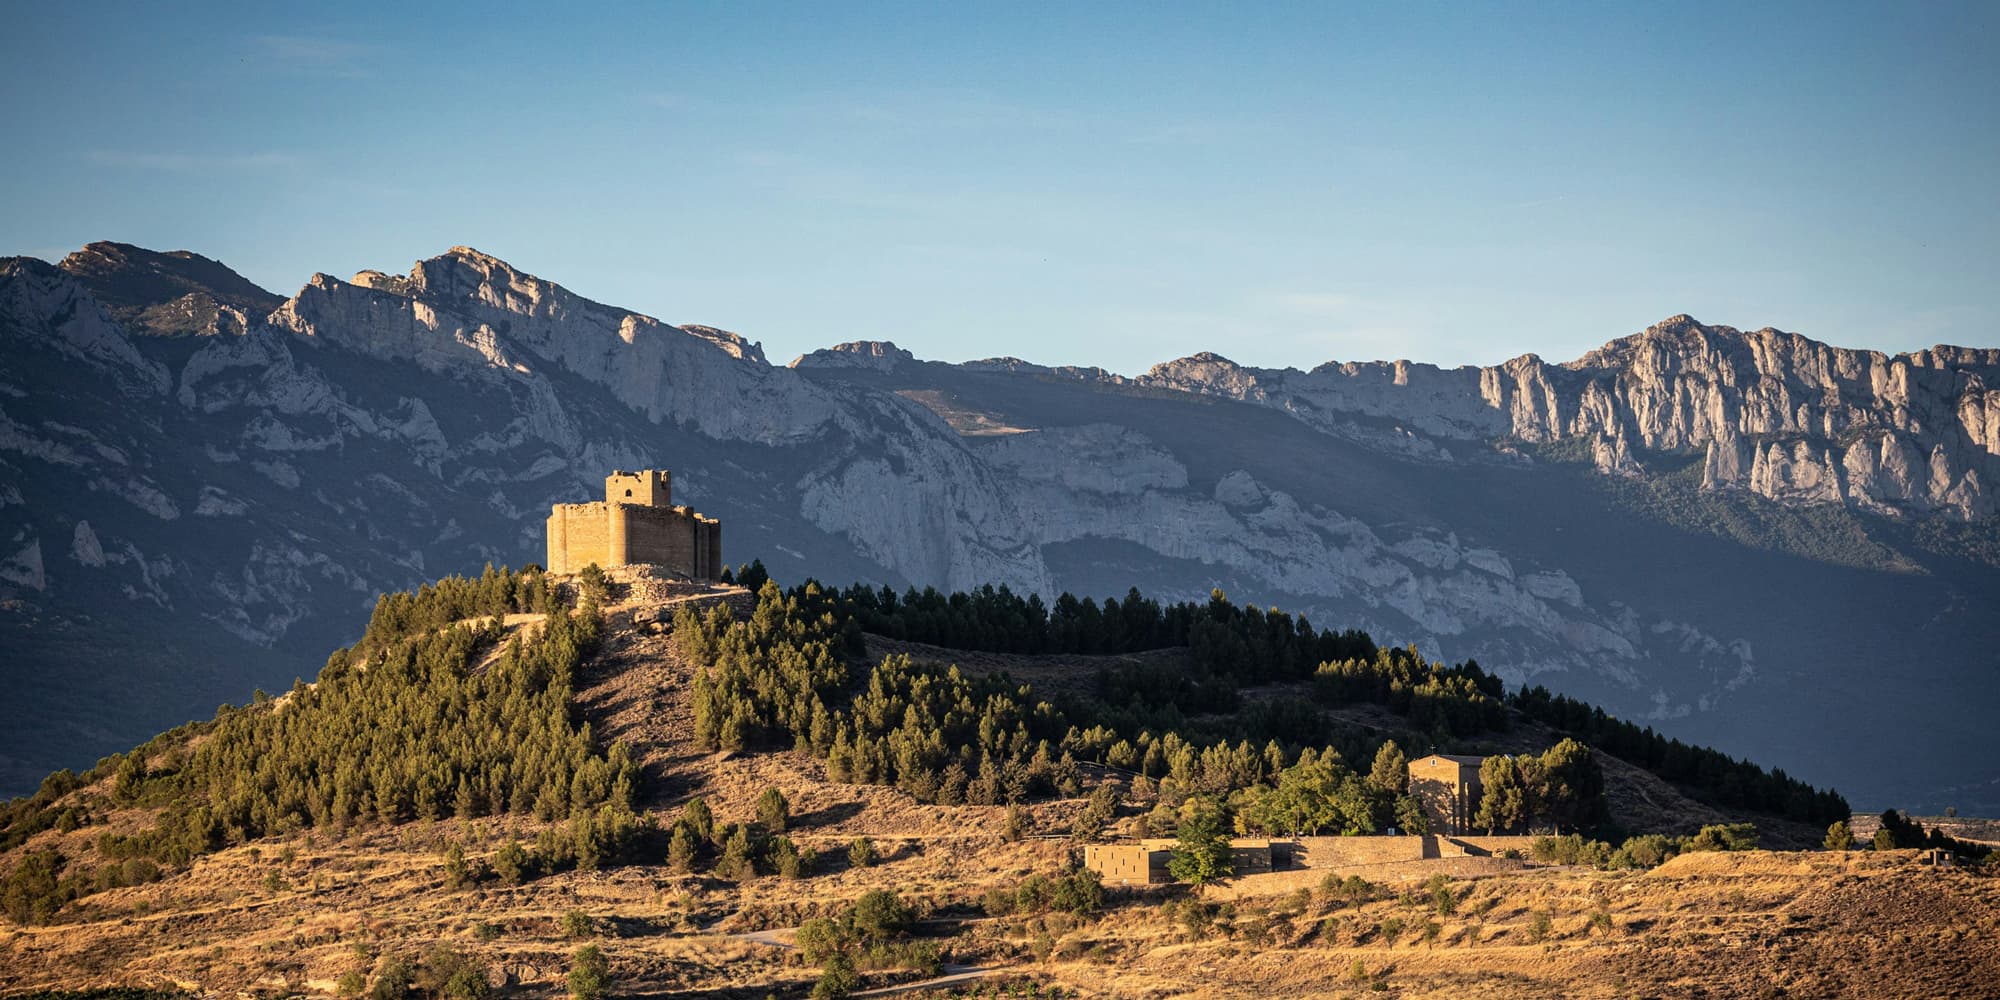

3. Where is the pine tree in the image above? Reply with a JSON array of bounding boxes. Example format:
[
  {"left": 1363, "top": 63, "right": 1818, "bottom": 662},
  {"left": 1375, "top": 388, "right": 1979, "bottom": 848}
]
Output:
[
  {"left": 566, "top": 945, "right": 609, "bottom": 1000},
  {"left": 1367, "top": 740, "right": 1408, "bottom": 796},
  {"left": 667, "top": 824, "right": 699, "bottom": 873},
  {"left": 1474, "top": 757, "right": 1527, "bottom": 835},
  {"left": 1168, "top": 800, "right": 1233, "bottom": 888},
  {"left": 757, "top": 788, "right": 790, "bottom": 833}
]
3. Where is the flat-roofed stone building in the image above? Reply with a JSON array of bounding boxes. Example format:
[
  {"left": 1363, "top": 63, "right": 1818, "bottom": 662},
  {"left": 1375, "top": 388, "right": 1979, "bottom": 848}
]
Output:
[
  {"left": 1084, "top": 838, "right": 1276, "bottom": 884},
  {"left": 1082, "top": 843, "right": 1171, "bottom": 885}
]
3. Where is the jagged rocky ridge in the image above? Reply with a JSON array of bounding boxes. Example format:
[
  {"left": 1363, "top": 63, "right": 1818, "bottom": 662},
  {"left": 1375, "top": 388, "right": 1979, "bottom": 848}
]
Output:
[
  {"left": 1139, "top": 324, "right": 2000, "bottom": 518},
  {"left": 1, "top": 241, "right": 1996, "bottom": 814}
]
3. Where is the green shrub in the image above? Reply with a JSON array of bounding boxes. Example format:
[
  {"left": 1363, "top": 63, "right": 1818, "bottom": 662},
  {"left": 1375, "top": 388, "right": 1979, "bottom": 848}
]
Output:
[
  {"left": 369, "top": 955, "right": 415, "bottom": 1000},
  {"left": 1685, "top": 822, "right": 1758, "bottom": 853},
  {"left": 1610, "top": 834, "right": 1674, "bottom": 869},
  {"left": 757, "top": 788, "right": 791, "bottom": 833},
  {"left": 769, "top": 835, "right": 804, "bottom": 878},
  {"left": 492, "top": 841, "right": 530, "bottom": 884},
  {"left": 1051, "top": 868, "right": 1105, "bottom": 917},
  {"left": 567, "top": 944, "right": 610, "bottom": 1000},
  {"left": 847, "top": 836, "right": 876, "bottom": 869},
  {"left": 1426, "top": 874, "right": 1456, "bottom": 916},
  {"left": 797, "top": 917, "right": 852, "bottom": 964},
  {"left": 851, "top": 889, "right": 914, "bottom": 939},
  {"left": 813, "top": 953, "right": 859, "bottom": 999},
  {"left": 418, "top": 944, "right": 490, "bottom": 1000},
  {"left": 667, "top": 823, "right": 699, "bottom": 873},
  {"left": 1530, "top": 834, "right": 1612, "bottom": 867}
]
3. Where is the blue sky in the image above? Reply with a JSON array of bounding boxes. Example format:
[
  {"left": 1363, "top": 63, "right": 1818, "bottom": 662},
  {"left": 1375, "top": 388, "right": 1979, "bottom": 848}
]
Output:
[{"left": 3, "top": 2, "right": 1994, "bottom": 372}]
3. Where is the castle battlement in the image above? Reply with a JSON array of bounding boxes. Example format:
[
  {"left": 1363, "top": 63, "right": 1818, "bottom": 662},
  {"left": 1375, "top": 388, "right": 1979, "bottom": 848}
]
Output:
[{"left": 546, "top": 470, "right": 722, "bottom": 580}]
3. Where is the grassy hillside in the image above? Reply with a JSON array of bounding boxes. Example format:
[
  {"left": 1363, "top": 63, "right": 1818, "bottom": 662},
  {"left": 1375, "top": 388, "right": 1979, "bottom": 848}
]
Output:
[{"left": 3, "top": 566, "right": 1985, "bottom": 998}]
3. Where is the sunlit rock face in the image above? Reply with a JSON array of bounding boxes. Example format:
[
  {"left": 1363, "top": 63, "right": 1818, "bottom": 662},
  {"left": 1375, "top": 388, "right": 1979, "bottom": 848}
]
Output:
[
  {"left": 1, "top": 242, "right": 1996, "bottom": 815},
  {"left": 1138, "top": 314, "right": 2000, "bottom": 517}
]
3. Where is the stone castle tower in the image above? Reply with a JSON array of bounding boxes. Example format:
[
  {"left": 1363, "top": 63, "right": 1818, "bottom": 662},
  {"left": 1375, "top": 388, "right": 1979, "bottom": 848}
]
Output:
[{"left": 545, "top": 469, "right": 723, "bottom": 579}]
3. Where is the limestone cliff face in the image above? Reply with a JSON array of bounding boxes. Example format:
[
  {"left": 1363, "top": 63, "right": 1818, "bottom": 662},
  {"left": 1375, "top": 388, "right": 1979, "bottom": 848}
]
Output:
[
  {"left": 1139, "top": 315, "right": 2000, "bottom": 516},
  {"left": 270, "top": 248, "right": 833, "bottom": 445}
]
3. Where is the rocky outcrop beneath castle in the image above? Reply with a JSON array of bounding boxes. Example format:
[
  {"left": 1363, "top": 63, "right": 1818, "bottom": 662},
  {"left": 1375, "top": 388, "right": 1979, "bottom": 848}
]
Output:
[{"left": 1137, "top": 316, "right": 2000, "bottom": 517}]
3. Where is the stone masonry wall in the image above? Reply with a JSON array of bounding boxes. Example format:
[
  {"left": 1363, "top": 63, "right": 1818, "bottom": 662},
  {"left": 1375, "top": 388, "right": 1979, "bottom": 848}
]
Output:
[
  {"left": 1290, "top": 836, "right": 1427, "bottom": 868},
  {"left": 1440, "top": 836, "right": 1542, "bottom": 858},
  {"left": 622, "top": 504, "right": 697, "bottom": 573},
  {"left": 546, "top": 503, "right": 612, "bottom": 576},
  {"left": 547, "top": 501, "right": 722, "bottom": 581}
]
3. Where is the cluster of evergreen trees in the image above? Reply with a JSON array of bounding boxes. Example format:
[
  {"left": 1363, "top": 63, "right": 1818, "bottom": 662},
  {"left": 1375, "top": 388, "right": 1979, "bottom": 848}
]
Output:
[
  {"left": 838, "top": 580, "right": 1842, "bottom": 826},
  {"left": 4, "top": 565, "right": 635, "bottom": 923},
  {"left": 837, "top": 583, "right": 1380, "bottom": 679},
  {"left": 1229, "top": 742, "right": 1431, "bottom": 838},
  {"left": 1469, "top": 739, "right": 1607, "bottom": 834},
  {"left": 1312, "top": 647, "right": 1508, "bottom": 738},
  {"left": 1509, "top": 685, "right": 1848, "bottom": 825},
  {"left": 687, "top": 584, "right": 1452, "bottom": 837}
]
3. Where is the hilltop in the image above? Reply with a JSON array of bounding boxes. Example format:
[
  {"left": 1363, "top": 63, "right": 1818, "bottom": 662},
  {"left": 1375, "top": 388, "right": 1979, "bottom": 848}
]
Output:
[{"left": 8, "top": 564, "right": 1991, "bottom": 997}]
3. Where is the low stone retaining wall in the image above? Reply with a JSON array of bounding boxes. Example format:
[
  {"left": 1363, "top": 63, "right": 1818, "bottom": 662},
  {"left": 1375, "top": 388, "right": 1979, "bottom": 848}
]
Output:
[
  {"left": 1440, "top": 835, "right": 1542, "bottom": 858},
  {"left": 1291, "top": 836, "right": 1427, "bottom": 868}
]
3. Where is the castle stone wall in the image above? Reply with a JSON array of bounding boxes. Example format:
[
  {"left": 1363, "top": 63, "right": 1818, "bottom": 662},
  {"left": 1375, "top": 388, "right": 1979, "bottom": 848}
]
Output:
[
  {"left": 623, "top": 504, "right": 698, "bottom": 572},
  {"left": 546, "top": 503, "right": 614, "bottom": 575},
  {"left": 545, "top": 471, "right": 723, "bottom": 581}
]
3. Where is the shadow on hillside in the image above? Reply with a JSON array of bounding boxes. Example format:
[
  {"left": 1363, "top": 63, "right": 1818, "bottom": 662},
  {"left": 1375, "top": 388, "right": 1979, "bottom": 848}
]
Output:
[{"left": 794, "top": 800, "right": 864, "bottom": 828}]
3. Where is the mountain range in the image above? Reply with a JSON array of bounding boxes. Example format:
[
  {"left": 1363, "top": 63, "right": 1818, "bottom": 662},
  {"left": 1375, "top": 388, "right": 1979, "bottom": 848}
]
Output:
[{"left": 1, "top": 241, "right": 1995, "bottom": 810}]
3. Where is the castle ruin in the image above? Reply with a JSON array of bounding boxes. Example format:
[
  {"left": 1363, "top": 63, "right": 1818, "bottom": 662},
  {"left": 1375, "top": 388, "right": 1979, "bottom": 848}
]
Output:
[{"left": 545, "top": 470, "right": 723, "bottom": 579}]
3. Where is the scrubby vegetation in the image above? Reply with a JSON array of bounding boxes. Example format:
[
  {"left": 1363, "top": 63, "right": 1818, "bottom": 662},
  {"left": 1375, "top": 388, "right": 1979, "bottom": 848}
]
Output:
[{"left": 1512, "top": 684, "right": 1848, "bottom": 826}]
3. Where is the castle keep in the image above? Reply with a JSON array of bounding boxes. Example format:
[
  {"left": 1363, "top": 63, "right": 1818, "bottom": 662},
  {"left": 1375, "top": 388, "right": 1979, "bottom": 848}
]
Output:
[{"left": 545, "top": 470, "right": 723, "bottom": 579}]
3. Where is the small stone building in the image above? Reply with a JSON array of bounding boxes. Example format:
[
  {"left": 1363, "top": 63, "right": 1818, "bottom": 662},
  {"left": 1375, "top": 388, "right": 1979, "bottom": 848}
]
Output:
[
  {"left": 1083, "top": 843, "right": 1171, "bottom": 885},
  {"left": 545, "top": 470, "right": 723, "bottom": 579},
  {"left": 1085, "top": 838, "right": 1276, "bottom": 885},
  {"left": 1408, "top": 754, "right": 1486, "bottom": 835}
]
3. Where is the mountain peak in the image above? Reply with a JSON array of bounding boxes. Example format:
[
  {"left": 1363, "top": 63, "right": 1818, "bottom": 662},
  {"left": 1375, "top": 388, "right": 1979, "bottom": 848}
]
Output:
[
  {"left": 55, "top": 241, "right": 281, "bottom": 335},
  {"left": 789, "top": 340, "right": 915, "bottom": 371},
  {"left": 441, "top": 245, "right": 512, "bottom": 269}
]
